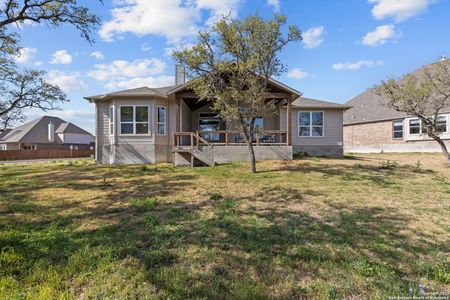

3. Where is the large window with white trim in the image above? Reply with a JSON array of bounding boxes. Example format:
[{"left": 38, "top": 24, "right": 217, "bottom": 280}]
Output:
[
  {"left": 120, "top": 106, "right": 150, "bottom": 135},
  {"left": 409, "top": 116, "right": 448, "bottom": 135},
  {"left": 299, "top": 111, "right": 324, "bottom": 137},
  {"left": 157, "top": 106, "right": 166, "bottom": 135}
]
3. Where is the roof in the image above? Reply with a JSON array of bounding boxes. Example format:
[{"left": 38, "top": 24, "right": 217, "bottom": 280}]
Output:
[
  {"left": 85, "top": 86, "right": 177, "bottom": 101},
  {"left": 293, "top": 97, "right": 350, "bottom": 109},
  {"left": 0, "top": 129, "right": 12, "bottom": 140},
  {"left": 0, "top": 116, "right": 93, "bottom": 144},
  {"left": 166, "top": 77, "right": 303, "bottom": 100},
  {"left": 55, "top": 122, "right": 93, "bottom": 136},
  {"left": 344, "top": 59, "right": 450, "bottom": 125}
]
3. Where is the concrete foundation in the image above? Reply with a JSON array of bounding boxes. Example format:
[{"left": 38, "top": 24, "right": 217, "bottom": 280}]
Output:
[
  {"left": 293, "top": 145, "right": 343, "bottom": 157},
  {"left": 100, "top": 144, "right": 171, "bottom": 164},
  {"left": 212, "top": 145, "right": 293, "bottom": 163},
  {"left": 345, "top": 142, "right": 449, "bottom": 153}
]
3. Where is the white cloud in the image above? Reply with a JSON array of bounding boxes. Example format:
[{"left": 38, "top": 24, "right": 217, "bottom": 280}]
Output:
[
  {"left": 140, "top": 43, "right": 151, "bottom": 52},
  {"left": 99, "top": 0, "right": 241, "bottom": 43},
  {"left": 332, "top": 60, "right": 384, "bottom": 71},
  {"left": 88, "top": 58, "right": 166, "bottom": 82},
  {"left": 105, "top": 75, "right": 175, "bottom": 90},
  {"left": 302, "top": 26, "right": 325, "bottom": 49},
  {"left": 34, "top": 61, "right": 43, "bottom": 66},
  {"left": 368, "top": 0, "right": 434, "bottom": 22},
  {"left": 14, "top": 48, "right": 37, "bottom": 64},
  {"left": 47, "top": 70, "right": 88, "bottom": 92},
  {"left": 50, "top": 50, "right": 72, "bottom": 65},
  {"left": 267, "top": 0, "right": 280, "bottom": 12},
  {"left": 287, "top": 68, "right": 313, "bottom": 80},
  {"left": 90, "top": 51, "right": 104, "bottom": 60},
  {"left": 362, "top": 24, "right": 398, "bottom": 46}
]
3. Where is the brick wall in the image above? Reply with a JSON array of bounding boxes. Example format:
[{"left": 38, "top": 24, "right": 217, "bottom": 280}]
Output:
[{"left": 344, "top": 120, "right": 404, "bottom": 146}]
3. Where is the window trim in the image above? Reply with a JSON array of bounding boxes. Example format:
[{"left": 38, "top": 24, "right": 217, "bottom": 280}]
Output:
[
  {"left": 119, "top": 105, "right": 151, "bottom": 136},
  {"left": 109, "top": 106, "right": 114, "bottom": 136},
  {"left": 298, "top": 111, "right": 325, "bottom": 138},
  {"left": 156, "top": 106, "right": 166, "bottom": 136},
  {"left": 408, "top": 116, "right": 448, "bottom": 136},
  {"left": 392, "top": 119, "right": 404, "bottom": 140}
]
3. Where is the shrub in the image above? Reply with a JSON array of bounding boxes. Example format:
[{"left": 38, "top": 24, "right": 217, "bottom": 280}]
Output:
[
  {"left": 209, "top": 193, "right": 223, "bottom": 201},
  {"left": 128, "top": 197, "right": 159, "bottom": 211},
  {"left": 293, "top": 151, "right": 309, "bottom": 159},
  {"left": 379, "top": 160, "right": 398, "bottom": 170}
]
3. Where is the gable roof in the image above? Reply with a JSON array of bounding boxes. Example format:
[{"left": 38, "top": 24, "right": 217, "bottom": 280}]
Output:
[
  {"left": 55, "top": 122, "right": 93, "bottom": 136},
  {"left": 293, "top": 97, "right": 350, "bottom": 109},
  {"left": 0, "top": 129, "right": 12, "bottom": 140},
  {"left": 0, "top": 116, "right": 92, "bottom": 144},
  {"left": 85, "top": 86, "right": 177, "bottom": 101},
  {"left": 344, "top": 59, "right": 450, "bottom": 125}
]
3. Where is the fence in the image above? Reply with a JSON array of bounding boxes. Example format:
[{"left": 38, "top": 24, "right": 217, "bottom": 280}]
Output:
[{"left": 0, "top": 149, "right": 94, "bottom": 161}]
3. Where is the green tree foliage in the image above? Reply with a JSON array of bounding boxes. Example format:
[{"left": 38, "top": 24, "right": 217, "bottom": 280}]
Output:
[
  {"left": 376, "top": 60, "right": 450, "bottom": 162},
  {"left": 0, "top": 0, "right": 101, "bottom": 130},
  {"left": 174, "top": 14, "right": 301, "bottom": 173}
]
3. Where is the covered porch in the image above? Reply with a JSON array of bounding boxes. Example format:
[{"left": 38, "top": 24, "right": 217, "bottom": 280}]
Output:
[{"left": 168, "top": 79, "right": 300, "bottom": 166}]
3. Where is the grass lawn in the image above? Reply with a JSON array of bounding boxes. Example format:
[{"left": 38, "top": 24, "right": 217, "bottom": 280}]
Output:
[{"left": 0, "top": 153, "right": 449, "bottom": 299}]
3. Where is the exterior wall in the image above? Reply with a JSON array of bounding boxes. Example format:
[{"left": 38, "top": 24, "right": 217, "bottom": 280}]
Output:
[
  {"left": 96, "top": 101, "right": 110, "bottom": 164},
  {"left": 0, "top": 143, "right": 19, "bottom": 150},
  {"left": 344, "top": 120, "right": 450, "bottom": 153},
  {"left": 280, "top": 107, "right": 344, "bottom": 156},
  {"left": 60, "top": 133, "right": 94, "bottom": 144}
]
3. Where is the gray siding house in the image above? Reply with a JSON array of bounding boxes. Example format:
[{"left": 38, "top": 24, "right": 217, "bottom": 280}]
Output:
[
  {"left": 0, "top": 116, "right": 95, "bottom": 151},
  {"left": 86, "top": 68, "right": 349, "bottom": 165}
]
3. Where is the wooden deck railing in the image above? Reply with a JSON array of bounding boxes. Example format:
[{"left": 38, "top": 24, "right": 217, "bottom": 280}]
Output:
[{"left": 195, "top": 130, "right": 288, "bottom": 146}]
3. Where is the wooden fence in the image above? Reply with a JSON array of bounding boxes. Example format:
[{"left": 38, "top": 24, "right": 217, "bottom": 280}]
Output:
[{"left": 0, "top": 149, "right": 94, "bottom": 161}]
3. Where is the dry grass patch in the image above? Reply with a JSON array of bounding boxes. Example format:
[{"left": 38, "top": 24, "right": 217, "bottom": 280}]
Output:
[{"left": 0, "top": 154, "right": 449, "bottom": 299}]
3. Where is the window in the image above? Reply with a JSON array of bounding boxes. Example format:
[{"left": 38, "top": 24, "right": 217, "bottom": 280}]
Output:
[
  {"left": 120, "top": 106, "right": 150, "bottom": 135},
  {"left": 409, "top": 116, "right": 447, "bottom": 135},
  {"left": 0, "top": 144, "right": 6, "bottom": 151},
  {"left": 392, "top": 120, "right": 403, "bottom": 139},
  {"left": 409, "top": 119, "right": 420, "bottom": 134},
  {"left": 157, "top": 106, "right": 166, "bottom": 135},
  {"left": 298, "top": 111, "right": 324, "bottom": 137},
  {"left": 199, "top": 112, "right": 221, "bottom": 141},
  {"left": 109, "top": 106, "right": 114, "bottom": 135},
  {"left": 436, "top": 116, "right": 447, "bottom": 133}
]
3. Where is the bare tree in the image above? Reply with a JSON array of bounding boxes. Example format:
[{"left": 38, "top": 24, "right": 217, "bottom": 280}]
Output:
[
  {"left": 0, "top": 0, "right": 101, "bottom": 129},
  {"left": 174, "top": 14, "right": 301, "bottom": 173},
  {"left": 376, "top": 60, "right": 450, "bottom": 162}
]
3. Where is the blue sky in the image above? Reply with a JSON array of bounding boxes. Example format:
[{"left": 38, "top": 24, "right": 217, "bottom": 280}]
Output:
[{"left": 12, "top": 0, "right": 450, "bottom": 133}]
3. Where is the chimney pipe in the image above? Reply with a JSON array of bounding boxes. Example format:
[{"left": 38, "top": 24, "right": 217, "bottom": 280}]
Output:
[
  {"left": 175, "top": 64, "right": 185, "bottom": 85},
  {"left": 48, "top": 121, "right": 55, "bottom": 143}
]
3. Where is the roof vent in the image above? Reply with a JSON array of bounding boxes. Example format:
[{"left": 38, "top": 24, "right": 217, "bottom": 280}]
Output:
[{"left": 440, "top": 55, "right": 448, "bottom": 62}]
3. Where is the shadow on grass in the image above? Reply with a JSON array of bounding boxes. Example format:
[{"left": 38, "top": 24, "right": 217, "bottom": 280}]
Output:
[{"left": 0, "top": 163, "right": 448, "bottom": 298}]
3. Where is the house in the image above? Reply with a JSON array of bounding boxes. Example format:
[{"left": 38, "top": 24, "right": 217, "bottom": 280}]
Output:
[
  {"left": 343, "top": 59, "right": 450, "bottom": 153},
  {"left": 85, "top": 66, "right": 349, "bottom": 165},
  {"left": 0, "top": 116, "right": 95, "bottom": 151}
]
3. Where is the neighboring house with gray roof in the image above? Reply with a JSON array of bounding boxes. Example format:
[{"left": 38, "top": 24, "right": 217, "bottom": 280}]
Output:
[
  {"left": 85, "top": 65, "right": 349, "bottom": 165},
  {"left": 0, "top": 116, "right": 95, "bottom": 151},
  {"left": 343, "top": 58, "right": 450, "bottom": 153}
]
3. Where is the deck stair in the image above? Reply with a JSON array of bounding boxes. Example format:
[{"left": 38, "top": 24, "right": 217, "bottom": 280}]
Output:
[{"left": 173, "top": 132, "right": 215, "bottom": 167}]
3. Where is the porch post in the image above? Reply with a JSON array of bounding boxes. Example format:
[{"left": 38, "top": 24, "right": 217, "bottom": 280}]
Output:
[
  {"left": 286, "top": 95, "right": 292, "bottom": 146},
  {"left": 175, "top": 95, "right": 181, "bottom": 132}
]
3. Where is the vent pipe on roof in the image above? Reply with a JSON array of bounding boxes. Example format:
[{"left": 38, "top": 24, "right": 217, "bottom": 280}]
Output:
[
  {"left": 175, "top": 64, "right": 185, "bottom": 85},
  {"left": 48, "top": 122, "right": 55, "bottom": 143},
  {"left": 440, "top": 55, "right": 448, "bottom": 62}
]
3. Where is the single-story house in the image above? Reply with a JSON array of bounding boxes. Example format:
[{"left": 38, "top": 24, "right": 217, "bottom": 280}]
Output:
[
  {"left": 343, "top": 59, "right": 450, "bottom": 153},
  {"left": 85, "top": 66, "right": 349, "bottom": 165},
  {"left": 0, "top": 116, "right": 95, "bottom": 151}
]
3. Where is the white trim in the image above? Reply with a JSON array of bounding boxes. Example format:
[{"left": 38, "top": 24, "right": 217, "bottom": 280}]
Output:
[
  {"left": 119, "top": 105, "right": 151, "bottom": 136},
  {"left": 109, "top": 105, "right": 114, "bottom": 136},
  {"left": 297, "top": 111, "right": 325, "bottom": 138},
  {"left": 156, "top": 106, "right": 167, "bottom": 135}
]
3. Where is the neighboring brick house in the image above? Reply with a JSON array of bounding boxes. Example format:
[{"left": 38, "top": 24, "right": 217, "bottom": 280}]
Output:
[
  {"left": 343, "top": 59, "right": 450, "bottom": 153},
  {"left": 0, "top": 116, "right": 95, "bottom": 151}
]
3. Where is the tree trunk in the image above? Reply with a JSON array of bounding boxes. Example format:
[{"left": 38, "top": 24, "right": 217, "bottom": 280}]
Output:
[
  {"left": 246, "top": 139, "right": 257, "bottom": 173},
  {"left": 433, "top": 136, "right": 450, "bottom": 163}
]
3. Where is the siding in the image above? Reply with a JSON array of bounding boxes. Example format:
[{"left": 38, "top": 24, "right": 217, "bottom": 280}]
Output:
[{"left": 280, "top": 108, "right": 344, "bottom": 146}]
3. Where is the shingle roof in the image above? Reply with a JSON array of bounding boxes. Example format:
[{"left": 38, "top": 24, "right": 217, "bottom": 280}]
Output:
[
  {"left": 85, "top": 86, "right": 177, "bottom": 101},
  {"left": 344, "top": 60, "right": 450, "bottom": 125},
  {"left": 0, "top": 116, "right": 92, "bottom": 144},
  {"left": 0, "top": 129, "right": 12, "bottom": 140},
  {"left": 55, "top": 122, "right": 93, "bottom": 136},
  {"left": 293, "top": 97, "right": 350, "bottom": 109}
]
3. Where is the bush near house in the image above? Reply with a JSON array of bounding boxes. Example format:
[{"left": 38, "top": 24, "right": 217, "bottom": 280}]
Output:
[{"left": 0, "top": 154, "right": 449, "bottom": 299}]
